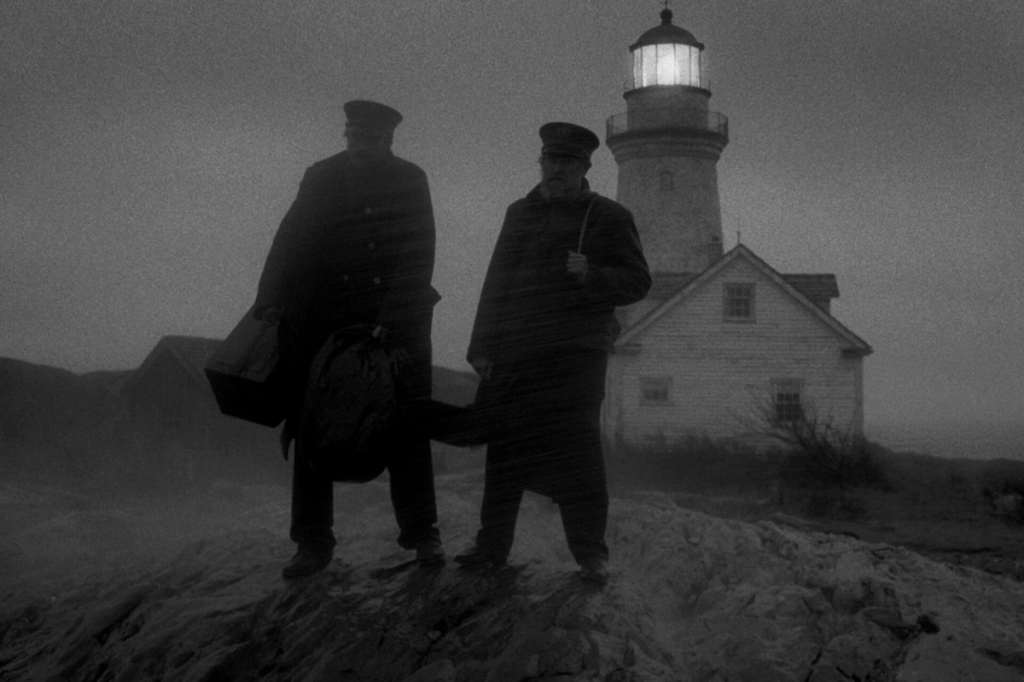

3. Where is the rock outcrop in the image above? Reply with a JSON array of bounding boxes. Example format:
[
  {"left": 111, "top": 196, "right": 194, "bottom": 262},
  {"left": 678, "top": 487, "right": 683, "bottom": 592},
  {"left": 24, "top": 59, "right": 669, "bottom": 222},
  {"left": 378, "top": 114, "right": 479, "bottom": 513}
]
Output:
[{"left": 2, "top": 484, "right": 1024, "bottom": 681}]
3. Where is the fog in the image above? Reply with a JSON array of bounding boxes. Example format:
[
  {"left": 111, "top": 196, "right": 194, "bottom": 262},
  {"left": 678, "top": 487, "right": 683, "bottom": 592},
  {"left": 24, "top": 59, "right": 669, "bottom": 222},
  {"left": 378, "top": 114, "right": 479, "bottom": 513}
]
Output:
[
  {"left": 3, "top": 1, "right": 1024, "bottom": 432},
  {"left": 4, "top": 359, "right": 1024, "bottom": 680},
  {"left": 4, "top": 3, "right": 1024, "bottom": 669}
]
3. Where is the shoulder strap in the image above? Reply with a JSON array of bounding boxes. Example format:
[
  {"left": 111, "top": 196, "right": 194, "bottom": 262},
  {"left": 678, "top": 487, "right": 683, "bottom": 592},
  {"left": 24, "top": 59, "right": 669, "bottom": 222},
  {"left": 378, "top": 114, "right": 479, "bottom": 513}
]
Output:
[{"left": 577, "top": 196, "right": 597, "bottom": 254}]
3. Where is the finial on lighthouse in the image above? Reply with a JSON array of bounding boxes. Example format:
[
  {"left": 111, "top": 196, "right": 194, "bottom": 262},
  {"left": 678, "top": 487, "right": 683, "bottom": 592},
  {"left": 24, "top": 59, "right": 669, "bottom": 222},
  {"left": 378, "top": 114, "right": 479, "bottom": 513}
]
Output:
[{"left": 661, "top": 1, "right": 673, "bottom": 25}]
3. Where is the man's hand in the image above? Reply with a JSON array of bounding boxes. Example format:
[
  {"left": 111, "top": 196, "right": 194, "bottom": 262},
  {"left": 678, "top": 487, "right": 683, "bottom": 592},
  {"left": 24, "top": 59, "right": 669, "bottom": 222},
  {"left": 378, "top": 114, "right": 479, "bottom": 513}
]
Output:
[
  {"left": 566, "top": 250, "right": 588, "bottom": 282},
  {"left": 470, "top": 357, "right": 493, "bottom": 380}
]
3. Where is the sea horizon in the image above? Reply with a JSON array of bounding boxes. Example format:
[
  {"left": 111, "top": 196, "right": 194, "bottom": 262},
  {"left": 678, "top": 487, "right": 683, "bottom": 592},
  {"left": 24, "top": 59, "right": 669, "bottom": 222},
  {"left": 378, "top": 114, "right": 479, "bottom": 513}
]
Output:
[{"left": 866, "top": 419, "right": 1024, "bottom": 462}]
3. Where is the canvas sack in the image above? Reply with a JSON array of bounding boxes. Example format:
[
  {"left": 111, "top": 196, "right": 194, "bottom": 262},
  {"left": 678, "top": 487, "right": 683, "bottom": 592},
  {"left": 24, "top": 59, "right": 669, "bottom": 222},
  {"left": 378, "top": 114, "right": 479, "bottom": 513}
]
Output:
[{"left": 297, "top": 326, "right": 400, "bottom": 483}]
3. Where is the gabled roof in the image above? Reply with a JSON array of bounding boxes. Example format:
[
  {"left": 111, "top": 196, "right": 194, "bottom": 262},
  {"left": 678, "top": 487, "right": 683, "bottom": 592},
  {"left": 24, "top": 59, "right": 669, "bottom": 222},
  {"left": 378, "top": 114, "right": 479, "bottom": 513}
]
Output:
[
  {"left": 618, "top": 244, "right": 872, "bottom": 355},
  {"left": 122, "top": 335, "right": 223, "bottom": 394},
  {"left": 647, "top": 272, "right": 699, "bottom": 300},
  {"left": 781, "top": 274, "right": 839, "bottom": 304},
  {"left": 647, "top": 272, "right": 837, "bottom": 306}
]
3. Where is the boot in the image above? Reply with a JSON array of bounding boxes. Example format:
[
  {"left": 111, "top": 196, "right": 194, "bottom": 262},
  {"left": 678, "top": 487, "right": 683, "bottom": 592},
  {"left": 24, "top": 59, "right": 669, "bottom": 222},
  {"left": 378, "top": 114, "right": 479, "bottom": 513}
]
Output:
[
  {"left": 453, "top": 546, "right": 507, "bottom": 570},
  {"left": 415, "top": 537, "right": 445, "bottom": 566},
  {"left": 282, "top": 543, "right": 333, "bottom": 579},
  {"left": 578, "top": 557, "right": 609, "bottom": 586}
]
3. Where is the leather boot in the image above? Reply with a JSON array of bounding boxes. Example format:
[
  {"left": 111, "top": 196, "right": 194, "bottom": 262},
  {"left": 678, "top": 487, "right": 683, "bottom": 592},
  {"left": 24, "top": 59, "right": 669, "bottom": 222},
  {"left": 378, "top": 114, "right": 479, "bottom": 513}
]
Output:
[
  {"left": 415, "top": 537, "right": 445, "bottom": 566},
  {"left": 282, "top": 543, "right": 334, "bottom": 579},
  {"left": 578, "top": 557, "right": 609, "bottom": 586}
]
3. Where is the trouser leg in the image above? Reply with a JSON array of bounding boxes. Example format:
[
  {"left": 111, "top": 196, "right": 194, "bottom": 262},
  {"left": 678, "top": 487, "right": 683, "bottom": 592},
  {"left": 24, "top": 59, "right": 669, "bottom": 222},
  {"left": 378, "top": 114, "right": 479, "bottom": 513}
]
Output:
[
  {"left": 559, "top": 464, "right": 609, "bottom": 565},
  {"left": 550, "top": 413, "right": 609, "bottom": 565},
  {"left": 289, "top": 452, "right": 336, "bottom": 548},
  {"left": 388, "top": 434, "right": 440, "bottom": 549},
  {"left": 543, "top": 351, "right": 609, "bottom": 565},
  {"left": 385, "top": 324, "right": 440, "bottom": 549},
  {"left": 475, "top": 441, "right": 526, "bottom": 559}
]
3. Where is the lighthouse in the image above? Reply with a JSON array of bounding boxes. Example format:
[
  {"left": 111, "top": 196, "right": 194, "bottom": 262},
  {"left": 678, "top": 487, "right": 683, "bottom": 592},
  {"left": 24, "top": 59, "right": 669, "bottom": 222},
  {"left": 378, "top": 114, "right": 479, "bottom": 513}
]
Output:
[
  {"left": 605, "top": 7, "right": 728, "bottom": 301},
  {"left": 601, "top": 9, "right": 871, "bottom": 450}
]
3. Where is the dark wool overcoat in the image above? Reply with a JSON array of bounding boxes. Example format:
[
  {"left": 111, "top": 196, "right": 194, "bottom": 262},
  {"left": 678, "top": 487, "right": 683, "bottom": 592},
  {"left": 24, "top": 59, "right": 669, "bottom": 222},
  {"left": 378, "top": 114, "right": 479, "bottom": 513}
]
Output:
[
  {"left": 255, "top": 150, "right": 439, "bottom": 409},
  {"left": 467, "top": 185, "right": 651, "bottom": 363},
  {"left": 466, "top": 185, "right": 650, "bottom": 501}
]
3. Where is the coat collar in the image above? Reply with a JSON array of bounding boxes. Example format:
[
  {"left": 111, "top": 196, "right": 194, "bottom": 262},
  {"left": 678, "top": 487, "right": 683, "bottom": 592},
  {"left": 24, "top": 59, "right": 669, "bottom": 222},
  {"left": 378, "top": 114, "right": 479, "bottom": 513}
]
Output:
[{"left": 525, "top": 178, "right": 596, "bottom": 206}]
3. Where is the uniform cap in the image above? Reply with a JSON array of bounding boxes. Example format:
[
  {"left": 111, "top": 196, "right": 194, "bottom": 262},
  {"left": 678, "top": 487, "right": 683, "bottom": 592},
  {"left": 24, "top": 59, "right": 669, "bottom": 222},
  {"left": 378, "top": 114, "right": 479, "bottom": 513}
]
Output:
[
  {"left": 539, "top": 122, "right": 600, "bottom": 161},
  {"left": 344, "top": 100, "right": 403, "bottom": 133}
]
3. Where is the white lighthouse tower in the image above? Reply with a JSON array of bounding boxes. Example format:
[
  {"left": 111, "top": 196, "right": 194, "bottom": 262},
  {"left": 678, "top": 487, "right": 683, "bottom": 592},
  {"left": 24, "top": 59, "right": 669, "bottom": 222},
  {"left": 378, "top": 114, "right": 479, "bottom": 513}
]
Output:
[
  {"left": 606, "top": 7, "right": 728, "bottom": 325},
  {"left": 601, "top": 9, "right": 872, "bottom": 450}
]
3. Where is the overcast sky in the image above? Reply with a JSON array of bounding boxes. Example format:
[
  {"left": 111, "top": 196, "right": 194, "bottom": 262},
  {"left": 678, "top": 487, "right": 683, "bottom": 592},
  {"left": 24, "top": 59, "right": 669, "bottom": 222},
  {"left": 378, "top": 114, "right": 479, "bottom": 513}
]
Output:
[{"left": 2, "top": 0, "right": 1022, "bottom": 430}]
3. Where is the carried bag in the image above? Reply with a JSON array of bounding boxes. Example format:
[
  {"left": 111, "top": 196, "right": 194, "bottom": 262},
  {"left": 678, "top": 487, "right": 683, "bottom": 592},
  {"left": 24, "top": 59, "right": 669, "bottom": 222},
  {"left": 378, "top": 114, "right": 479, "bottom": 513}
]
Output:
[
  {"left": 467, "top": 370, "right": 521, "bottom": 443},
  {"left": 204, "top": 305, "right": 287, "bottom": 427},
  {"left": 297, "top": 325, "right": 401, "bottom": 482},
  {"left": 413, "top": 370, "right": 518, "bottom": 447}
]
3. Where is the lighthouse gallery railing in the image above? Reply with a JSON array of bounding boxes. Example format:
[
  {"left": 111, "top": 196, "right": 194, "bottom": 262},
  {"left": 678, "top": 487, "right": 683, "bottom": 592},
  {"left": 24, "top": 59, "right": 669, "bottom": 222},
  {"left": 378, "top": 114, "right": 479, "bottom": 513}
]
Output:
[{"left": 606, "top": 108, "right": 729, "bottom": 140}]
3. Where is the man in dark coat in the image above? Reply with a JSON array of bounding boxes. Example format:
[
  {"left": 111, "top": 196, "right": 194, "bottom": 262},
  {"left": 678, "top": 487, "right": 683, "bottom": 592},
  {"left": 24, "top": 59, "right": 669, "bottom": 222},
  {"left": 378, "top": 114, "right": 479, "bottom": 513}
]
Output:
[
  {"left": 254, "top": 100, "right": 442, "bottom": 579},
  {"left": 455, "top": 122, "right": 651, "bottom": 584}
]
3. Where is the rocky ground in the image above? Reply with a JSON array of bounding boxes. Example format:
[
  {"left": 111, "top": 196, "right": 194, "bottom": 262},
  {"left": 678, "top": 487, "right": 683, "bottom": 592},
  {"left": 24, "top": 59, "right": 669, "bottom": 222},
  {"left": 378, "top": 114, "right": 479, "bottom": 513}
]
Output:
[{"left": 2, "top": 468, "right": 1024, "bottom": 681}]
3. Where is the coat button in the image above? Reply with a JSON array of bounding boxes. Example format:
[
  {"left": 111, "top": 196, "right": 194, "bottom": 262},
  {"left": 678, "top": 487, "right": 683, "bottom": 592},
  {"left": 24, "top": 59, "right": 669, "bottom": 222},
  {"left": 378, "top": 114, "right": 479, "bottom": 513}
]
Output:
[
  {"left": 364, "top": 207, "right": 373, "bottom": 215},
  {"left": 368, "top": 241, "right": 376, "bottom": 250},
  {"left": 373, "top": 276, "right": 381, "bottom": 285}
]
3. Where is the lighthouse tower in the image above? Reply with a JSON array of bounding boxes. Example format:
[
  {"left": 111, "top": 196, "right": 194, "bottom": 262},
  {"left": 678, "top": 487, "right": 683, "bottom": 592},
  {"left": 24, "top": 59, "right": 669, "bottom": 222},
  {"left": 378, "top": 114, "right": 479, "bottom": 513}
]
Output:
[
  {"left": 606, "top": 7, "right": 728, "bottom": 316},
  {"left": 601, "top": 10, "right": 871, "bottom": 450}
]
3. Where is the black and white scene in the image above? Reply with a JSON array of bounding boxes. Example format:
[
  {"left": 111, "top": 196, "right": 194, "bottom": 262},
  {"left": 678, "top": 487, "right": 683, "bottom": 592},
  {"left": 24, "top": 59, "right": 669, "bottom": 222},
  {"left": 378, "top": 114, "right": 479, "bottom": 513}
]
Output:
[{"left": 2, "top": 1, "right": 1024, "bottom": 680}]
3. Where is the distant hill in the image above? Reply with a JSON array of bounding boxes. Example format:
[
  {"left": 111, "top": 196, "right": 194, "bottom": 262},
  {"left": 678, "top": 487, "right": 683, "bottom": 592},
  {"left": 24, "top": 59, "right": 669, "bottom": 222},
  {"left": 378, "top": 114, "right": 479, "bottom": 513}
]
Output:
[
  {"left": 0, "top": 358, "right": 123, "bottom": 445},
  {"left": 77, "top": 368, "right": 133, "bottom": 393},
  {"left": 1, "top": 356, "right": 476, "bottom": 412},
  {"left": 0, "top": 354, "right": 477, "bottom": 449},
  {"left": 869, "top": 420, "right": 1024, "bottom": 462}
]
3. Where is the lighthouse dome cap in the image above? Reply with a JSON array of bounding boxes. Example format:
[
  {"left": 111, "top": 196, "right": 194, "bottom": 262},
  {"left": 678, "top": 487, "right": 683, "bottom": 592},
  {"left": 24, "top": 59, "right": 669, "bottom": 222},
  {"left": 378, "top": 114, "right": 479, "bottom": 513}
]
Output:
[{"left": 630, "top": 8, "right": 703, "bottom": 50}]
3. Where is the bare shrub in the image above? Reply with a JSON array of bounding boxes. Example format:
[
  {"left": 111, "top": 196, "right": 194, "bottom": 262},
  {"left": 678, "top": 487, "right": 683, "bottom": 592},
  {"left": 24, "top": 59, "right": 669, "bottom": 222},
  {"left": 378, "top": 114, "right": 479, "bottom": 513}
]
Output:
[
  {"left": 754, "top": 398, "right": 885, "bottom": 491},
  {"left": 983, "top": 484, "right": 1024, "bottom": 524},
  {"left": 744, "top": 397, "right": 888, "bottom": 518}
]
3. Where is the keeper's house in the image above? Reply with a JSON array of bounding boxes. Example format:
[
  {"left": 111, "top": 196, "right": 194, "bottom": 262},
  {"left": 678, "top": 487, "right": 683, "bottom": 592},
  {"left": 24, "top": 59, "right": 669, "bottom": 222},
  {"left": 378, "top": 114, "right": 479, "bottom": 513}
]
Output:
[{"left": 603, "top": 244, "right": 872, "bottom": 447}]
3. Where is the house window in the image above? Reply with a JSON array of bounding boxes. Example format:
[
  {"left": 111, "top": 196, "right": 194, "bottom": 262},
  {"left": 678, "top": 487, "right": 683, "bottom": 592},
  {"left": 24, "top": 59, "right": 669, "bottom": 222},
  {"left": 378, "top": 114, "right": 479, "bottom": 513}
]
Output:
[
  {"left": 659, "top": 170, "right": 674, "bottom": 191},
  {"left": 723, "top": 283, "right": 755, "bottom": 321},
  {"left": 640, "top": 376, "right": 672, "bottom": 405},
  {"left": 771, "top": 379, "right": 804, "bottom": 423}
]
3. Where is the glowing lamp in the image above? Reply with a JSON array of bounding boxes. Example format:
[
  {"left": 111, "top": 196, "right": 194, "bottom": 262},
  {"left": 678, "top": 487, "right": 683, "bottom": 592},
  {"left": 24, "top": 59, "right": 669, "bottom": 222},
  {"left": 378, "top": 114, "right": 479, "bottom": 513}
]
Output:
[{"left": 629, "top": 8, "right": 704, "bottom": 90}]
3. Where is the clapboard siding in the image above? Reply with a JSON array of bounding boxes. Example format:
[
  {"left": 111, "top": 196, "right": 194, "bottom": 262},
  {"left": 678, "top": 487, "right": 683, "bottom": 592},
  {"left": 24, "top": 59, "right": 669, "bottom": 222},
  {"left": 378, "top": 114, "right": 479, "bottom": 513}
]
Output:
[{"left": 605, "top": 254, "right": 866, "bottom": 446}]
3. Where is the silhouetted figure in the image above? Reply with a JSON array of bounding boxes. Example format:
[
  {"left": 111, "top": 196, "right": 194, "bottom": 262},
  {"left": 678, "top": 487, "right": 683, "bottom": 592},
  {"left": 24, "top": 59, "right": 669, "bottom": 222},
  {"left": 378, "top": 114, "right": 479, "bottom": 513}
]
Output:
[
  {"left": 254, "top": 100, "right": 442, "bottom": 579},
  {"left": 454, "top": 122, "right": 651, "bottom": 585}
]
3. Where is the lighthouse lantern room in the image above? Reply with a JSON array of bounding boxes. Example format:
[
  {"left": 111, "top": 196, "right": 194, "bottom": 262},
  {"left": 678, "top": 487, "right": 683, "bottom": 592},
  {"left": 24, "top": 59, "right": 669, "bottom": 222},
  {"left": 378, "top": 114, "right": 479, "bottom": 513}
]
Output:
[{"left": 630, "top": 8, "right": 705, "bottom": 90}]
